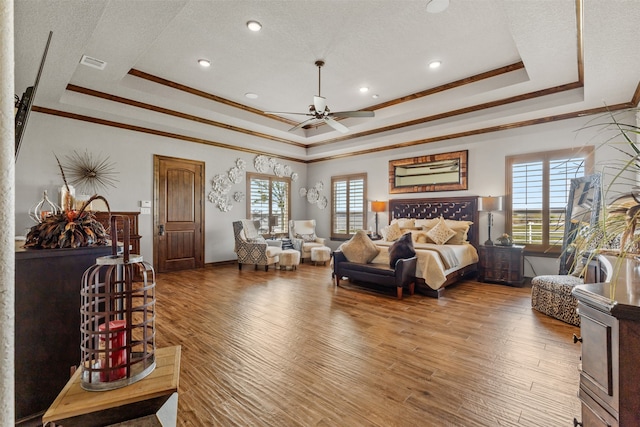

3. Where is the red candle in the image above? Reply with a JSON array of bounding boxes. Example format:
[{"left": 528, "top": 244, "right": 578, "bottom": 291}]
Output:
[{"left": 99, "top": 320, "right": 127, "bottom": 381}]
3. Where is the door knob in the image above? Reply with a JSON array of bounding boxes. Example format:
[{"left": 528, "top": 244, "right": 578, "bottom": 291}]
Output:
[{"left": 158, "top": 224, "right": 165, "bottom": 236}]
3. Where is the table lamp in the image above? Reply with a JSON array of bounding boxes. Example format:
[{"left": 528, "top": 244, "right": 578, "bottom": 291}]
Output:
[
  {"left": 371, "top": 201, "right": 387, "bottom": 238},
  {"left": 478, "top": 196, "right": 503, "bottom": 246}
]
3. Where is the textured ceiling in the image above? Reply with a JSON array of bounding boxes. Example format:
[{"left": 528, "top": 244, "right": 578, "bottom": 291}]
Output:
[{"left": 13, "top": 0, "right": 640, "bottom": 161}]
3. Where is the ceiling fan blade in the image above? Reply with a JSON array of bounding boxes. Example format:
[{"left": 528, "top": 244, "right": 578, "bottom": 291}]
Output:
[
  {"left": 289, "top": 117, "right": 316, "bottom": 132},
  {"left": 313, "top": 96, "right": 327, "bottom": 114},
  {"left": 325, "top": 117, "right": 349, "bottom": 133},
  {"left": 331, "top": 110, "right": 375, "bottom": 118},
  {"left": 265, "top": 111, "right": 313, "bottom": 117}
]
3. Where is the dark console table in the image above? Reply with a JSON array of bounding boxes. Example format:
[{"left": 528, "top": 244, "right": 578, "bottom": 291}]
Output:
[{"left": 15, "top": 243, "right": 112, "bottom": 425}]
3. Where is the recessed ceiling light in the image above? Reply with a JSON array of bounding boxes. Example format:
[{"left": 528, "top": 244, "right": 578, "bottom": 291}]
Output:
[
  {"left": 372, "top": 94, "right": 379, "bottom": 99},
  {"left": 245, "top": 93, "right": 258, "bottom": 99},
  {"left": 359, "top": 87, "right": 369, "bottom": 93},
  {"left": 426, "top": 0, "right": 449, "bottom": 13},
  {"left": 247, "top": 20, "right": 262, "bottom": 32},
  {"left": 198, "top": 59, "right": 211, "bottom": 67},
  {"left": 429, "top": 60, "right": 442, "bottom": 69}
]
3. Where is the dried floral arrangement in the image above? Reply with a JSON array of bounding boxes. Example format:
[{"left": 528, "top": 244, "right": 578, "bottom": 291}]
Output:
[
  {"left": 24, "top": 194, "right": 110, "bottom": 249},
  {"left": 24, "top": 156, "right": 111, "bottom": 249}
]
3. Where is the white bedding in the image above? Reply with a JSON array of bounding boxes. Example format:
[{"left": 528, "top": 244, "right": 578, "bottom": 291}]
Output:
[{"left": 373, "top": 241, "right": 479, "bottom": 290}]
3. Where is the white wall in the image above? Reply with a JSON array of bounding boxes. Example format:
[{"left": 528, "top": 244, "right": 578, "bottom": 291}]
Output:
[
  {"left": 15, "top": 113, "right": 308, "bottom": 263},
  {"left": 16, "top": 110, "right": 632, "bottom": 275},
  {"left": 308, "top": 114, "right": 629, "bottom": 277}
]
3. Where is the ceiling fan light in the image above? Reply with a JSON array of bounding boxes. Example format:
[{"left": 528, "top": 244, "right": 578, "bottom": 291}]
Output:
[
  {"left": 426, "top": 0, "right": 449, "bottom": 13},
  {"left": 246, "top": 20, "right": 262, "bottom": 32}
]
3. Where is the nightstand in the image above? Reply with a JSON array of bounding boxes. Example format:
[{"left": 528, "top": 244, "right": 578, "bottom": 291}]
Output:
[{"left": 478, "top": 244, "right": 525, "bottom": 286}]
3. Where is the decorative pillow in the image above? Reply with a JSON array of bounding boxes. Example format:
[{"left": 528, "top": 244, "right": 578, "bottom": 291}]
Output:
[
  {"left": 391, "top": 218, "right": 415, "bottom": 229},
  {"left": 388, "top": 232, "right": 416, "bottom": 268},
  {"left": 340, "top": 230, "right": 380, "bottom": 264},
  {"left": 295, "top": 232, "right": 316, "bottom": 242},
  {"left": 414, "top": 219, "right": 432, "bottom": 228},
  {"left": 385, "top": 222, "right": 403, "bottom": 241},
  {"left": 446, "top": 223, "right": 471, "bottom": 244},
  {"left": 426, "top": 217, "right": 456, "bottom": 245},
  {"left": 414, "top": 231, "right": 429, "bottom": 244}
]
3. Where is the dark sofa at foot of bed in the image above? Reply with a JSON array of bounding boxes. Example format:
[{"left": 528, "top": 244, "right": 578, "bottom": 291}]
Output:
[{"left": 333, "top": 250, "right": 417, "bottom": 299}]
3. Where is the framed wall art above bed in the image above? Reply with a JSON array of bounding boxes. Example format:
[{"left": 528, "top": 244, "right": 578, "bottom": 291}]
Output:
[{"left": 389, "top": 150, "right": 468, "bottom": 194}]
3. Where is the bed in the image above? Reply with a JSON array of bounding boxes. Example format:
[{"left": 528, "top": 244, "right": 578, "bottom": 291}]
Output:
[{"left": 374, "top": 196, "right": 480, "bottom": 297}]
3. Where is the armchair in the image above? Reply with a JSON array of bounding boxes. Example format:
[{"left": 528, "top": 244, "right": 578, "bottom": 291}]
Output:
[
  {"left": 233, "top": 220, "right": 282, "bottom": 271},
  {"left": 289, "top": 219, "right": 327, "bottom": 263}
]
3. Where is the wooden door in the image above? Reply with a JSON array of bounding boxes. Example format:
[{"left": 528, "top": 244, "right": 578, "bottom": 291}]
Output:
[{"left": 154, "top": 155, "right": 205, "bottom": 272}]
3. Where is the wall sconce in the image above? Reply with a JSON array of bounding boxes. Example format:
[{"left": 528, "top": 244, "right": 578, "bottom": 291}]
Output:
[
  {"left": 478, "top": 196, "right": 503, "bottom": 246},
  {"left": 371, "top": 201, "right": 387, "bottom": 238}
]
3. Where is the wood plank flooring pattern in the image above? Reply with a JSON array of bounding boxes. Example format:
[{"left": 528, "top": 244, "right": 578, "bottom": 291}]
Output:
[{"left": 154, "top": 263, "right": 581, "bottom": 427}]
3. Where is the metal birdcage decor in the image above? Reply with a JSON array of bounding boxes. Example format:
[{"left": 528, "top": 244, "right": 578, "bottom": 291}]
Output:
[
  {"left": 29, "top": 190, "right": 60, "bottom": 223},
  {"left": 80, "top": 215, "right": 156, "bottom": 391}
]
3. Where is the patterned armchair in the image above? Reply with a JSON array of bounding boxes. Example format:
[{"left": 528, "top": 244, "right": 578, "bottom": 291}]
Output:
[
  {"left": 233, "top": 220, "right": 282, "bottom": 271},
  {"left": 289, "top": 219, "right": 326, "bottom": 263}
]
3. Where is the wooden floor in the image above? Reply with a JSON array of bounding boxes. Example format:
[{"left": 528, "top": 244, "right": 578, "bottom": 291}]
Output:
[{"left": 154, "top": 262, "right": 581, "bottom": 427}]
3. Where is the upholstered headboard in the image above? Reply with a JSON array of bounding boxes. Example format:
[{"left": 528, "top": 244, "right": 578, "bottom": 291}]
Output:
[{"left": 388, "top": 196, "right": 479, "bottom": 248}]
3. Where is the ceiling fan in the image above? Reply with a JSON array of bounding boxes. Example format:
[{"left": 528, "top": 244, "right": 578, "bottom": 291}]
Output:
[{"left": 266, "top": 60, "right": 375, "bottom": 133}]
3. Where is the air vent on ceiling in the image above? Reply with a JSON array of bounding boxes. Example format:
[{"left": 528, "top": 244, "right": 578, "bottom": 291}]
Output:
[{"left": 79, "top": 54, "right": 107, "bottom": 70}]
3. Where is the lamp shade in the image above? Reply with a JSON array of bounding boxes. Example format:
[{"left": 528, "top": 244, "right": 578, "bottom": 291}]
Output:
[
  {"left": 478, "top": 196, "right": 503, "bottom": 212},
  {"left": 371, "top": 201, "right": 387, "bottom": 213}
]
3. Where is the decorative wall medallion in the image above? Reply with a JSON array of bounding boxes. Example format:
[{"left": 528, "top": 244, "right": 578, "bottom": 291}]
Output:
[
  {"left": 274, "top": 164, "right": 286, "bottom": 177},
  {"left": 299, "top": 187, "right": 307, "bottom": 197},
  {"left": 306, "top": 187, "right": 319, "bottom": 203},
  {"left": 291, "top": 172, "right": 299, "bottom": 182},
  {"left": 317, "top": 196, "right": 328, "bottom": 210},
  {"left": 254, "top": 155, "right": 270, "bottom": 173},
  {"left": 228, "top": 166, "right": 242, "bottom": 184},
  {"left": 233, "top": 191, "right": 245, "bottom": 202}
]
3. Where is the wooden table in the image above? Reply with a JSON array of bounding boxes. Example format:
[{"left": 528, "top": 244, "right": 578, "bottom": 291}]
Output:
[{"left": 42, "top": 346, "right": 181, "bottom": 427}]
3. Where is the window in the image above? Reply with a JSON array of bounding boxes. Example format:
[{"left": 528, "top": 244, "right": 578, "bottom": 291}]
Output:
[
  {"left": 246, "top": 173, "right": 291, "bottom": 236},
  {"left": 331, "top": 173, "right": 367, "bottom": 240},
  {"left": 505, "top": 146, "right": 594, "bottom": 254}
]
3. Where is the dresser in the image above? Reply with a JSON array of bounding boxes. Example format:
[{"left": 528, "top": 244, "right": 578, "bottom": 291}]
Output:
[
  {"left": 477, "top": 244, "right": 525, "bottom": 286},
  {"left": 93, "top": 211, "right": 141, "bottom": 254},
  {"left": 15, "top": 244, "right": 112, "bottom": 424},
  {"left": 572, "top": 273, "right": 640, "bottom": 427}
]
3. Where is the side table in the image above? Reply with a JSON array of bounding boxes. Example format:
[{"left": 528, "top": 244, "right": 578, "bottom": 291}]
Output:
[
  {"left": 478, "top": 244, "right": 525, "bottom": 286},
  {"left": 42, "top": 346, "right": 181, "bottom": 427}
]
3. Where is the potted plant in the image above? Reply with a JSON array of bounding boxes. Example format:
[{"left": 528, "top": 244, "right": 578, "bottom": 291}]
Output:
[{"left": 572, "top": 108, "right": 640, "bottom": 289}]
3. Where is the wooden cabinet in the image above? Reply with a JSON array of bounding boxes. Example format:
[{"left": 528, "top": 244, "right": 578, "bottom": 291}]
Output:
[
  {"left": 93, "top": 211, "right": 141, "bottom": 255},
  {"left": 15, "top": 244, "right": 112, "bottom": 424},
  {"left": 573, "top": 279, "right": 640, "bottom": 427},
  {"left": 477, "top": 244, "right": 525, "bottom": 286}
]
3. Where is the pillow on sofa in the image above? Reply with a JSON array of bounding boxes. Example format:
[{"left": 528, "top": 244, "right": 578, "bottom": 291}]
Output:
[
  {"left": 341, "top": 230, "right": 380, "bottom": 264},
  {"left": 295, "top": 232, "right": 317, "bottom": 242},
  {"left": 426, "top": 217, "right": 456, "bottom": 245},
  {"left": 384, "top": 222, "right": 403, "bottom": 241},
  {"left": 388, "top": 232, "right": 416, "bottom": 268}
]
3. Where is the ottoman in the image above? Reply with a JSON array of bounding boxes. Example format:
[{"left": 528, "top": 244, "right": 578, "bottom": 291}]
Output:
[
  {"left": 530, "top": 275, "right": 583, "bottom": 326},
  {"left": 279, "top": 249, "right": 301, "bottom": 270},
  {"left": 310, "top": 246, "right": 331, "bottom": 266}
]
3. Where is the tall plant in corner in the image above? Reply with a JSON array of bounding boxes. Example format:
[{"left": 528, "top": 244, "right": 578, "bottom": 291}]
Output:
[{"left": 574, "top": 107, "right": 640, "bottom": 289}]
